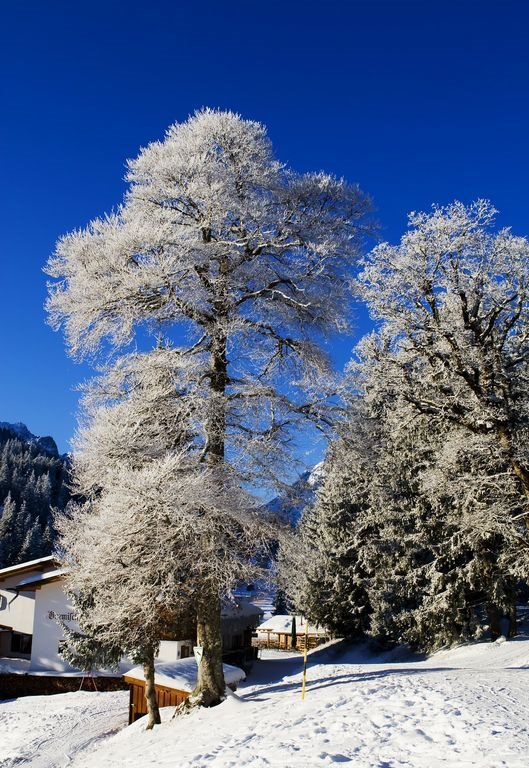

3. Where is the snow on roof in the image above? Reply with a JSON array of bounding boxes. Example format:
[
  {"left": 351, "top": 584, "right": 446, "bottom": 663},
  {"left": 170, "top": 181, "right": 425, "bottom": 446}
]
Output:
[
  {"left": 0, "top": 555, "right": 59, "bottom": 579},
  {"left": 14, "top": 568, "right": 68, "bottom": 589},
  {"left": 257, "top": 614, "right": 329, "bottom": 636},
  {"left": 124, "top": 658, "right": 245, "bottom": 692}
]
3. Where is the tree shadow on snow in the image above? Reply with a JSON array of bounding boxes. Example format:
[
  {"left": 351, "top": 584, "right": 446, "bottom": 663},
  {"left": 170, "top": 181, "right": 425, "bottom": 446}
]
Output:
[{"left": 242, "top": 665, "right": 459, "bottom": 702}]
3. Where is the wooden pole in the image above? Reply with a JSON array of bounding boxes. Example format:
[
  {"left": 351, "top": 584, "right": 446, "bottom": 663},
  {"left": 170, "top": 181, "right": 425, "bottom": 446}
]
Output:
[{"left": 301, "top": 624, "right": 308, "bottom": 700}]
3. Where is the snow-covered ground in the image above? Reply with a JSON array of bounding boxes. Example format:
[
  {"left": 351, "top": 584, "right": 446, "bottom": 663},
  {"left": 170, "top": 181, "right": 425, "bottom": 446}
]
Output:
[
  {"left": 2, "top": 636, "right": 529, "bottom": 767},
  {"left": 0, "top": 688, "right": 128, "bottom": 768}
]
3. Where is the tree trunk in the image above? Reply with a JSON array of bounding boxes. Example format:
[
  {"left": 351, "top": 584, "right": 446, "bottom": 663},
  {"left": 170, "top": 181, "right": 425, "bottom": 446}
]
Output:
[
  {"left": 192, "top": 591, "right": 225, "bottom": 706},
  {"left": 486, "top": 602, "right": 502, "bottom": 642},
  {"left": 498, "top": 426, "right": 529, "bottom": 500},
  {"left": 506, "top": 579, "right": 517, "bottom": 638},
  {"left": 507, "top": 601, "right": 517, "bottom": 638},
  {"left": 144, "top": 650, "right": 161, "bottom": 729},
  {"left": 190, "top": 264, "right": 230, "bottom": 708}
]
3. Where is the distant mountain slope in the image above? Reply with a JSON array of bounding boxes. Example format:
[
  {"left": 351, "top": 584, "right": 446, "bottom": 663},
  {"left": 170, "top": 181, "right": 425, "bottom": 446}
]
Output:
[
  {"left": 0, "top": 422, "right": 70, "bottom": 568},
  {"left": 266, "top": 462, "right": 324, "bottom": 526},
  {"left": 0, "top": 421, "right": 60, "bottom": 457}
]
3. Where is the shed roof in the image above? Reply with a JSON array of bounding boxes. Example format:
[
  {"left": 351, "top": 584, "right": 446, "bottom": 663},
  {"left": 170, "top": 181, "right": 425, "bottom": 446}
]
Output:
[{"left": 124, "top": 658, "right": 245, "bottom": 692}]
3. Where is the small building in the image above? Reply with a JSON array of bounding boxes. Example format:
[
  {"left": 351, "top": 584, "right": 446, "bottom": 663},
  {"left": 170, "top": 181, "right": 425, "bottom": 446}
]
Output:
[
  {"left": 255, "top": 614, "right": 331, "bottom": 650},
  {"left": 221, "top": 598, "right": 263, "bottom": 667},
  {"left": 124, "top": 658, "right": 246, "bottom": 723},
  {"left": 147, "top": 598, "right": 262, "bottom": 670}
]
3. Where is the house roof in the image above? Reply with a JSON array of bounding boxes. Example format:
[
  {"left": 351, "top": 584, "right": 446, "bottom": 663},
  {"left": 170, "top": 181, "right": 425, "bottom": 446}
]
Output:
[
  {"left": 257, "top": 614, "right": 329, "bottom": 636},
  {"left": 124, "top": 658, "right": 246, "bottom": 693},
  {"left": 221, "top": 598, "right": 263, "bottom": 619},
  {"left": 14, "top": 568, "right": 68, "bottom": 590},
  {"left": 0, "top": 555, "right": 61, "bottom": 581}
]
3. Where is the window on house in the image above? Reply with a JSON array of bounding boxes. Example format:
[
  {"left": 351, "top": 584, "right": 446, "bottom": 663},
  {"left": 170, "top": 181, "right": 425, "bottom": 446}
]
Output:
[{"left": 11, "top": 632, "right": 32, "bottom": 655}]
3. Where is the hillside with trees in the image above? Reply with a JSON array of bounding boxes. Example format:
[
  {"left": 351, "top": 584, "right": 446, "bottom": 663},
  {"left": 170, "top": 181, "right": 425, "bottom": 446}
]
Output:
[{"left": 0, "top": 423, "right": 70, "bottom": 568}]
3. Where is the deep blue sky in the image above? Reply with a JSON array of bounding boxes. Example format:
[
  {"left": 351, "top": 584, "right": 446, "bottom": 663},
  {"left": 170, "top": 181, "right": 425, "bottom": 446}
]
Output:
[{"left": 1, "top": 0, "right": 528, "bottom": 454}]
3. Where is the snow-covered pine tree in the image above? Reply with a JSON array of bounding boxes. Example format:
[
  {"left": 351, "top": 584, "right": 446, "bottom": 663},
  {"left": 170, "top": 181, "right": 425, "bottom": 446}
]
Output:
[
  {"left": 293, "top": 202, "right": 529, "bottom": 652},
  {"left": 295, "top": 390, "right": 520, "bottom": 651},
  {"left": 0, "top": 492, "right": 18, "bottom": 566},
  {"left": 357, "top": 404, "right": 490, "bottom": 650},
  {"left": 290, "top": 415, "right": 374, "bottom": 637},
  {"left": 0, "top": 427, "right": 69, "bottom": 568},
  {"left": 46, "top": 109, "right": 371, "bottom": 708}
]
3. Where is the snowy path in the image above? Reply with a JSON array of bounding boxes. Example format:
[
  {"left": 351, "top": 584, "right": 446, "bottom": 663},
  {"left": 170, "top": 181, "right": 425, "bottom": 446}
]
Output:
[
  {"left": 0, "top": 690, "right": 128, "bottom": 767},
  {"left": 2, "top": 638, "right": 529, "bottom": 767}
]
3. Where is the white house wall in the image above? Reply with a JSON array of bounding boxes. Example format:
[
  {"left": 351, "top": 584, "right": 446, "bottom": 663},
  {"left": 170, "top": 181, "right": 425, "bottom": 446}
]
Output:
[
  {"left": 0, "top": 580, "right": 35, "bottom": 657},
  {"left": 157, "top": 640, "right": 195, "bottom": 662},
  {"left": 30, "top": 581, "right": 78, "bottom": 672}
]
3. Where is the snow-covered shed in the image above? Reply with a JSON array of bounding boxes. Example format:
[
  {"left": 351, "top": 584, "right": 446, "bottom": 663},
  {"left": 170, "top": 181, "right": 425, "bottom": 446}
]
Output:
[
  {"left": 124, "top": 658, "right": 246, "bottom": 723},
  {"left": 255, "top": 614, "right": 331, "bottom": 650}
]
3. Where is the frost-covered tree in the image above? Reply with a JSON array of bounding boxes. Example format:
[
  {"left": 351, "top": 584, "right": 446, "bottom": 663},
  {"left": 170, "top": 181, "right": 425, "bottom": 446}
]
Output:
[
  {"left": 55, "top": 351, "right": 196, "bottom": 727},
  {"left": 58, "top": 458, "right": 207, "bottom": 728},
  {"left": 357, "top": 200, "right": 529, "bottom": 506},
  {"left": 56, "top": 348, "right": 270, "bottom": 726},
  {"left": 356, "top": 200, "right": 529, "bottom": 592},
  {"left": 46, "top": 109, "right": 371, "bottom": 707},
  {"left": 289, "top": 416, "right": 374, "bottom": 637},
  {"left": 295, "top": 201, "right": 529, "bottom": 651}
]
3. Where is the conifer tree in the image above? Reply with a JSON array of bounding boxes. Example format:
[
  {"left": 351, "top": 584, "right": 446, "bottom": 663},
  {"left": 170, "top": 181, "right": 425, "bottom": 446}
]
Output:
[
  {"left": 0, "top": 492, "right": 17, "bottom": 566},
  {"left": 0, "top": 428, "right": 69, "bottom": 567},
  {"left": 293, "top": 202, "right": 529, "bottom": 652}
]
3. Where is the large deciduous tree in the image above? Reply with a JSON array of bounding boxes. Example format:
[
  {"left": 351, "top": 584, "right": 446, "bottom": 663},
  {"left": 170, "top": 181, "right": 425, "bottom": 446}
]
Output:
[
  {"left": 46, "top": 109, "right": 371, "bottom": 707},
  {"left": 357, "top": 200, "right": 529, "bottom": 505}
]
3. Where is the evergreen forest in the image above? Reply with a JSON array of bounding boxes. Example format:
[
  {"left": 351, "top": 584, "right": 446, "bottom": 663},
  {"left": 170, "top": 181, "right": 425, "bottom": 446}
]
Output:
[{"left": 0, "top": 425, "right": 70, "bottom": 568}]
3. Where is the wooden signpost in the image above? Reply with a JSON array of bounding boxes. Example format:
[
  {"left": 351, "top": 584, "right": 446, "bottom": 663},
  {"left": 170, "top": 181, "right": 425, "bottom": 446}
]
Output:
[{"left": 301, "top": 624, "right": 308, "bottom": 700}]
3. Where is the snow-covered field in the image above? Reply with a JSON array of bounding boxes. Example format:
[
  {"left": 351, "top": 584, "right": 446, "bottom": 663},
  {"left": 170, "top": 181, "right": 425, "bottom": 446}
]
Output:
[{"left": 2, "top": 636, "right": 529, "bottom": 767}]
